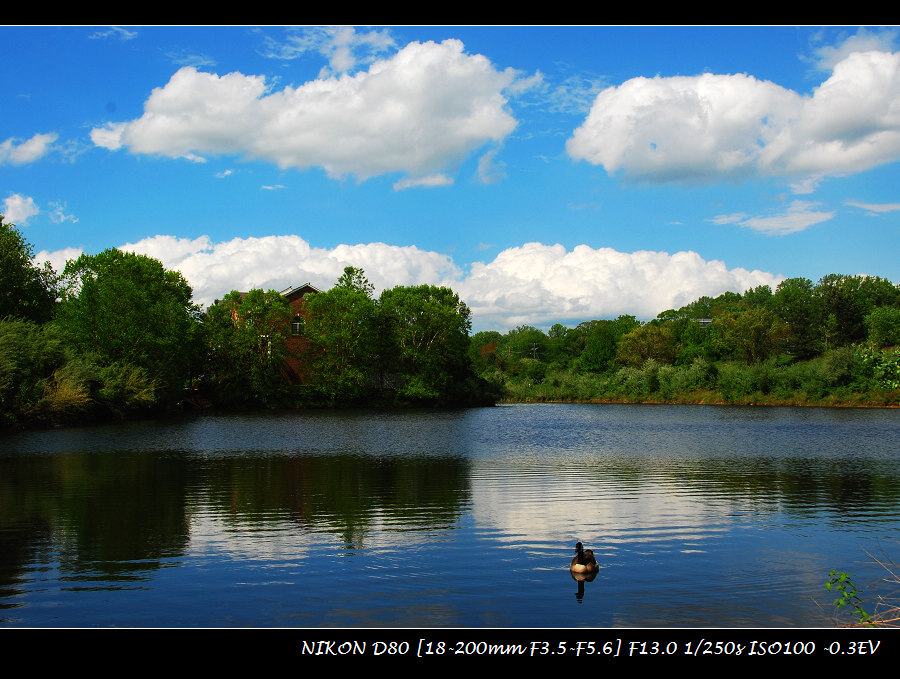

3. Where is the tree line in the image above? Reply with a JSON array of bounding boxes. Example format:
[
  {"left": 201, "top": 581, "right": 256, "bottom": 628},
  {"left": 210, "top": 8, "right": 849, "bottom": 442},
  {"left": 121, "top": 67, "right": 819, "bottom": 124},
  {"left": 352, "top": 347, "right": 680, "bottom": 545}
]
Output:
[
  {"left": 3, "top": 212, "right": 899, "bottom": 429},
  {"left": 205, "top": 266, "right": 497, "bottom": 409},
  {"left": 470, "top": 277, "right": 900, "bottom": 405},
  {"left": 0, "top": 216, "right": 494, "bottom": 429}
]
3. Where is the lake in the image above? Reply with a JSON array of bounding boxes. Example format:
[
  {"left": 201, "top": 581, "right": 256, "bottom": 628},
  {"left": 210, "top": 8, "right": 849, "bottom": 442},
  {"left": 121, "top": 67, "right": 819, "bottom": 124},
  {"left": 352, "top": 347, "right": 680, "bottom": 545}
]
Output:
[{"left": 2, "top": 403, "right": 899, "bottom": 628}]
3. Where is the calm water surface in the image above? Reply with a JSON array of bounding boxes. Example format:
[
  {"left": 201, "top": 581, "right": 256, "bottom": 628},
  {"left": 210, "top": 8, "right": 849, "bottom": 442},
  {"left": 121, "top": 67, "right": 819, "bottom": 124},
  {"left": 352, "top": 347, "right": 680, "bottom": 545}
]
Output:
[{"left": 2, "top": 403, "right": 899, "bottom": 628}]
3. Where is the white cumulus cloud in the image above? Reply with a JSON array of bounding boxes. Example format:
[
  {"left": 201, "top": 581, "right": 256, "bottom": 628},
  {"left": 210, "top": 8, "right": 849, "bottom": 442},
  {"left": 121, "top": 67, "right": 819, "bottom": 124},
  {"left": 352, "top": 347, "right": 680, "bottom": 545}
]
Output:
[
  {"left": 90, "top": 40, "right": 519, "bottom": 185},
  {"left": 455, "top": 242, "right": 783, "bottom": 328},
  {"left": 33, "top": 246, "right": 83, "bottom": 274},
  {"left": 3, "top": 193, "right": 39, "bottom": 224},
  {"left": 38, "top": 234, "right": 785, "bottom": 330},
  {"left": 0, "top": 132, "right": 58, "bottom": 165},
  {"left": 810, "top": 28, "right": 898, "bottom": 71},
  {"left": 568, "top": 48, "right": 900, "bottom": 184},
  {"left": 114, "top": 234, "right": 463, "bottom": 308}
]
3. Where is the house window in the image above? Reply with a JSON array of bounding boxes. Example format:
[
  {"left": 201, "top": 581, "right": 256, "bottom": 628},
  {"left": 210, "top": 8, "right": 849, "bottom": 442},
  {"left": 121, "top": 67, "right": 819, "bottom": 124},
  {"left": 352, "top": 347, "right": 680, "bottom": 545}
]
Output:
[{"left": 291, "top": 316, "right": 304, "bottom": 336}]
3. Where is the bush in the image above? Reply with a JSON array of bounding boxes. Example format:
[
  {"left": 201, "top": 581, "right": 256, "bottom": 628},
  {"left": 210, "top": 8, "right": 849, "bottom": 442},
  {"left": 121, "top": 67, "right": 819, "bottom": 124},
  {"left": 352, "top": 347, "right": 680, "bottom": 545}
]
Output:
[
  {"left": 0, "top": 319, "right": 67, "bottom": 426},
  {"left": 865, "top": 306, "right": 900, "bottom": 348}
]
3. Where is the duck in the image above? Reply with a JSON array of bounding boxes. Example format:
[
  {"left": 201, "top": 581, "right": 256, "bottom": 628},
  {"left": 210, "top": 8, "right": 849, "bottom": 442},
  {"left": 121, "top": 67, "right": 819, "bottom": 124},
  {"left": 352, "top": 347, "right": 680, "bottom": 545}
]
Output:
[{"left": 570, "top": 541, "right": 598, "bottom": 574}]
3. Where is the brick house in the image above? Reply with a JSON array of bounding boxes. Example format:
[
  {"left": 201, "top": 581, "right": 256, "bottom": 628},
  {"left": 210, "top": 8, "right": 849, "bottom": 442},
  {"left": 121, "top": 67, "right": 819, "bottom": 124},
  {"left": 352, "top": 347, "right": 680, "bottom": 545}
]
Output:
[{"left": 281, "top": 283, "right": 320, "bottom": 382}]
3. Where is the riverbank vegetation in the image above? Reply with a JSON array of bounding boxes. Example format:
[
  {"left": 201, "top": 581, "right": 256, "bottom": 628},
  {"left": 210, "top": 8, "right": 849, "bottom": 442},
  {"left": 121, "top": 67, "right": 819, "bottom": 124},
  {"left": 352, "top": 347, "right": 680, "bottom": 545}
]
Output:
[
  {"left": 2, "top": 213, "right": 899, "bottom": 430},
  {"left": 1, "top": 219, "right": 205, "bottom": 428},
  {"left": 0, "top": 216, "right": 495, "bottom": 429},
  {"left": 825, "top": 544, "right": 900, "bottom": 627},
  {"left": 202, "top": 266, "right": 498, "bottom": 410},
  {"left": 471, "top": 276, "right": 900, "bottom": 407}
]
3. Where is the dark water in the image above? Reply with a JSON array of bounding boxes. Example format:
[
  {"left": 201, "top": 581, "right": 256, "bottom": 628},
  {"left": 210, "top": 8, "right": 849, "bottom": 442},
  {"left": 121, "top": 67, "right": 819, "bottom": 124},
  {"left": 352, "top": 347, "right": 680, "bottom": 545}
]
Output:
[{"left": 2, "top": 403, "right": 899, "bottom": 628}]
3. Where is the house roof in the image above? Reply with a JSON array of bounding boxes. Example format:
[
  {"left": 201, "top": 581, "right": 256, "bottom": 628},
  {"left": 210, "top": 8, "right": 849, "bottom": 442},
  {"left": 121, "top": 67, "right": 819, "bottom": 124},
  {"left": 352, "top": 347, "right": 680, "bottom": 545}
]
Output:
[
  {"left": 214, "top": 284, "right": 321, "bottom": 307},
  {"left": 281, "top": 283, "right": 321, "bottom": 300}
]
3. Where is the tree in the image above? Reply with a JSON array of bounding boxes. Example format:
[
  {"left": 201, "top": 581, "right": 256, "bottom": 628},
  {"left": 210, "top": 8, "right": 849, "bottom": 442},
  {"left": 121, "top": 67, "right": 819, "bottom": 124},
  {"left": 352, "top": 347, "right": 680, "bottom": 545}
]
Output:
[
  {"left": 205, "top": 289, "right": 293, "bottom": 405},
  {"left": 545, "top": 323, "right": 574, "bottom": 366},
  {"left": 504, "top": 325, "right": 549, "bottom": 364},
  {"left": 679, "top": 296, "right": 715, "bottom": 319},
  {"left": 815, "top": 274, "right": 868, "bottom": 348},
  {"left": 615, "top": 322, "right": 676, "bottom": 367},
  {"left": 668, "top": 316, "right": 716, "bottom": 365},
  {"left": 579, "top": 315, "right": 641, "bottom": 372},
  {"left": 813, "top": 275, "right": 900, "bottom": 349},
  {"left": 469, "top": 330, "right": 504, "bottom": 373},
  {"left": 54, "top": 249, "right": 200, "bottom": 399},
  {"left": 0, "top": 215, "right": 57, "bottom": 323},
  {"left": 856, "top": 275, "right": 900, "bottom": 312},
  {"left": 715, "top": 308, "right": 788, "bottom": 364},
  {"left": 742, "top": 284, "right": 774, "bottom": 310},
  {"left": 378, "top": 284, "right": 473, "bottom": 403},
  {"left": 335, "top": 266, "right": 374, "bottom": 297},
  {"left": 774, "top": 277, "right": 820, "bottom": 358},
  {"left": 865, "top": 306, "right": 900, "bottom": 348},
  {"left": 303, "top": 267, "right": 378, "bottom": 402},
  {"left": 548, "top": 323, "right": 567, "bottom": 339},
  {"left": 0, "top": 318, "right": 67, "bottom": 425}
]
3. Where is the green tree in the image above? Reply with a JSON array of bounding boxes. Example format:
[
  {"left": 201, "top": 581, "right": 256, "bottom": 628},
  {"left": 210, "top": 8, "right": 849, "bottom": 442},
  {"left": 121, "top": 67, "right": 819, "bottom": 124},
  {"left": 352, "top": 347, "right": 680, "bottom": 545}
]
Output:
[
  {"left": 615, "top": 322, "right": 675, "bottom": 368},
  {"left": 548, "top": 323, "right": 567, "bottom": 339},
  {"left": 774, "top": 277, "right": 820, "bottom": 359},
  {"left": 545, "top": 323, "right": 574, "bottom": 366},
  {"left": 303, "top": 267, "right": 378, "bottom": 402},
  {"left": 742, "top": 284, "right": 774, "bottom": 310},
  {"left": 378, "top": 284, "right": 473, "bottom": 403},
  {"left": 54, "top": 249, "right": 200, "bottom": 399},
  {"left": 855, "top": 275, "right": 900, "bottom": 312},
  {"left": 0, "top": 215, "right": 57, "bottom": 323},
  {"left": 715, "top": 308, "right": 789, "bottom": 364},
  {"left": 679, "top": 296, "right": 714, "bottom": 319},
  {"left": 815, "top": 274, "right": 868, "bottom": 348},
  {"left": 579, "top": 315, "right": 641, "bottom": 372},
  {"left": 0, "top": 317, "right": 159, "bottom": 427},
  {"left": 469, "top": 330, "right": 504, "bottom": 373},
  {"left": 0, "top": 318, "right": 67, "bottom": 425},
  {"left": 504, "top": 325, "right": 549, "bottom": 364},
  {"left": 335, "top": 266, "right": 375, "bottom": 297},
  {"left": 865, "top": 306, "right": 900, "bottom": 348},
  {"left": 666, "top": 316, "right": 716, "bottom": 365},
  {"left": 205, "top": 289, "right": 293, "bottom": 405}
]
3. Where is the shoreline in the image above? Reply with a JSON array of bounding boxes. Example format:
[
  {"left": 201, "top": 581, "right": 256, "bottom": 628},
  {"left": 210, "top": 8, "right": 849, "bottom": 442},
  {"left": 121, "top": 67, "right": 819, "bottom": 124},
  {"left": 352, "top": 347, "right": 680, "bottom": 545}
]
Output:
[
  {"left": 498, "top": 395, "right": 900, "bottom": 409},
  {"left": 4, "top": 392, "right": 897, "bottom": 436}
]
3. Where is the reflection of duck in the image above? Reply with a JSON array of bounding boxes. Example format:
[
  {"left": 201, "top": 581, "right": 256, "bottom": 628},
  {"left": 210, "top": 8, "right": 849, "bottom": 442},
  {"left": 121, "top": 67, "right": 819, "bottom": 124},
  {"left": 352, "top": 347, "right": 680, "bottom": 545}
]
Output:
[
  {"left": 573, "top": 577, "right": 589, "bottom": 602},
  {"left": 570, "top": 542, "right": 598, "bottom": 574}
]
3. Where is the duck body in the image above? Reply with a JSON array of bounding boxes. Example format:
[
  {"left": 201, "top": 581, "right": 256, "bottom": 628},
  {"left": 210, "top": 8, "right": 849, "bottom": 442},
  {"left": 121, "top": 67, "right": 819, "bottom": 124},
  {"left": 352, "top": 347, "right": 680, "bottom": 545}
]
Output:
[{"left": 570, "top": 541, "right": 598, "bottom": 574}]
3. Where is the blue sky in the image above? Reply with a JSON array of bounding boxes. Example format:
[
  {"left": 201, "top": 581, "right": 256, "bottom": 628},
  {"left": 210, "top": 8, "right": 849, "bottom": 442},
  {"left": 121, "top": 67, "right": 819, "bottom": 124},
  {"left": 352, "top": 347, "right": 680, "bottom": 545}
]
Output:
[{"left": 3, "top": 25, "right": 900, "bottom": 330}]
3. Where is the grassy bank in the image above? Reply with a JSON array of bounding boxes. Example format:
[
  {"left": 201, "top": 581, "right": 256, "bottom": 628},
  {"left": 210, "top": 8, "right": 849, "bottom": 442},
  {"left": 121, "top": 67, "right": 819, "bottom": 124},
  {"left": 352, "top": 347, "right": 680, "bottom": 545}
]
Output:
[{"left": 488, "top": 354, "right": 900, "bottom": 408}]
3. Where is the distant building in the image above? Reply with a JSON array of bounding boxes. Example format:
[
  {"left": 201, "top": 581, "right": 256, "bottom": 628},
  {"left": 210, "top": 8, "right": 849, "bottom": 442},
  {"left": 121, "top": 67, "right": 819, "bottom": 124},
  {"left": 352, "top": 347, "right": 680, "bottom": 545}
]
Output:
[
  {"left": 281, "top": 283, "right": 321, "bottom": 382},
  {"left": 212, "top": 283, "right": 321, "bottom": 383}
]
